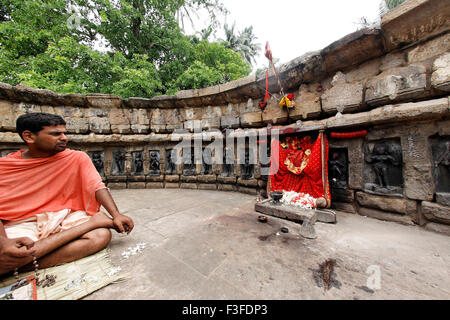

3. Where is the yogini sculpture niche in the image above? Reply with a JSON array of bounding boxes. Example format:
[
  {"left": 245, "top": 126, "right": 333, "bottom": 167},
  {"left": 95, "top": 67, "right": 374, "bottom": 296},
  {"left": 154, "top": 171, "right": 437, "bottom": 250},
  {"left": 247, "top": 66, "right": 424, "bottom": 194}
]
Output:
[
  {"left": 431, "top": 137, "right": 450, "bottom": 206},
  {"left": 132, "top": 151, "right": 144, "bottom": 175},
  {"left": 201, "top": 147, "right": 213, "bottom": 175},
  {"left": 182, "top": 146, "right": 196, "bottom": 176},
  {"left": 240, "top": 149, "right": 254, "bottom": 180},
  {"left": 89, "top": 151, "right": 104, "bottom": 177},
  {"left": 222, "top": 147, "right": 234, "bottom": 177},
  {"left": 165, "top": 149, "right": 177, "bottom": 175},
  {"left": 328, "top": 148, "right": 348, "bottom": 190},
  {"left": 112, "top": 149, "right": 126, "bottom": 175},
  {"left": 149, "top": 150, "right": 161, "bottom": 176},
  {"left": 364, "top": 139, "right": 403, "bottom": 196}
]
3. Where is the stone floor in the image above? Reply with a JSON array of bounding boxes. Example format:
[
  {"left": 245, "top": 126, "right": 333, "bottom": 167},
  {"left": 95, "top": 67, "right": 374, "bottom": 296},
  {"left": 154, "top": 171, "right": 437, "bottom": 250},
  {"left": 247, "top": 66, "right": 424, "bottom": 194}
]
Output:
[{"left": 84, "top": 189, "right": 450, "bottom": 300}]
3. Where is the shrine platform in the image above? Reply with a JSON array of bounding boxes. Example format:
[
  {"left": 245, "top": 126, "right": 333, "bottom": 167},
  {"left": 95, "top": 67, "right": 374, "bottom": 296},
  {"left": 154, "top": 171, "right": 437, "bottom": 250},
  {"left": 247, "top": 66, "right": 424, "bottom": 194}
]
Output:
[{"left": 84, "top": 189, "right": 450, "bottom": 300}]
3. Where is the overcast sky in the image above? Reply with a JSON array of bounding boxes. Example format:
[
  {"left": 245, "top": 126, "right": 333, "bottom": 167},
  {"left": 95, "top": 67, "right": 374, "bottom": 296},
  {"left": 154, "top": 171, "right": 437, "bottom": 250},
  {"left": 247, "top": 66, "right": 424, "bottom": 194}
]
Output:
[{"left": 191, "top": 0, "right": 384, "bottom": 71}]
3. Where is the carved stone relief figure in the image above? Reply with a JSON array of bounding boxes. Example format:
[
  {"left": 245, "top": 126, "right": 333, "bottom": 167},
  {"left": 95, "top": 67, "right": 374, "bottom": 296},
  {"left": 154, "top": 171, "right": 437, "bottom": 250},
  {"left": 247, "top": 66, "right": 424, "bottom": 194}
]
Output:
[
  {"left": 222, "top": 147, "right": 234, "bottom": 177},
  {"left": 165, "top": 149, "right": 177, "bottom": 175},
  {"left": 90, "top": 151, "right": 104, "bottom": 176},
  {"left": 432, "top": 138, "right": 450, "bottom": 196},
  {"left": 364, "top": 139, "right": 403, "bottom": 195},
  {"left": 132, "top": 151, "right": 144, "bottom": 175},
  {"left": 183, "top": 147, "right": 196, "bottom": 176},
  {"left": 201, "top": 147, "right": 213, "bottom": 175},
  {"left": 241, "top": 149, "right": 254, "bottom": 180},
  {"left": 112, "top": 149, "right": 126, "bottom": 175},
  {"left": 329, "top": 149, "right": 348, "bottom": 189},
  {"left": 259, "top": 142, "right": 271, "bottom": 181},
  {"left": 149, "top": 150, "right": 161, "bottom": 176}
]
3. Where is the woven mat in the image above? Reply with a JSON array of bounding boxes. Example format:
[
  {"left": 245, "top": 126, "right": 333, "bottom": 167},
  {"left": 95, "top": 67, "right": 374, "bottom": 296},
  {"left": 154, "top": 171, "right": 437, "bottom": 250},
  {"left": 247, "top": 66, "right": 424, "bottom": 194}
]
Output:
[{"left": 0, "top": 248, "right": 126, "bottom": 300}]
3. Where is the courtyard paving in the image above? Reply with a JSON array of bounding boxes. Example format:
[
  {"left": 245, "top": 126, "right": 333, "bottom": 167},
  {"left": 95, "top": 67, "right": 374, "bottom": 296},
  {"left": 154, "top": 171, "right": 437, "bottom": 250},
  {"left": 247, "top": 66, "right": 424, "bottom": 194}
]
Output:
[{"left": 84, "top": 189, "right": 450, "bottom": 300}]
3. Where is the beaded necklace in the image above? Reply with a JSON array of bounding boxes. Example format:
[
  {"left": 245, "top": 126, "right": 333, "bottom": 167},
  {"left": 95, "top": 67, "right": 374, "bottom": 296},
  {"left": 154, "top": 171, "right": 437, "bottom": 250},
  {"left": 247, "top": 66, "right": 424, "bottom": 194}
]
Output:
[{"left": 13, "top": 254, "right": 57, "bottom": 289}]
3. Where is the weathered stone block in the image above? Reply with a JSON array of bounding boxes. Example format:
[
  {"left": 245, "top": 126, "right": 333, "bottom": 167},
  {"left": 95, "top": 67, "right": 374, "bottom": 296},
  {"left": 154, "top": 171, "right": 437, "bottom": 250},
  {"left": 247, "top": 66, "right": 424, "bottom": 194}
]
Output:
[
  {"left": 197, "top": 175, "right": 216, "bottom": 183},
  {"left": 146, "top": 182, "right": 164, "bottom": 189},
  {"left": 356, "top": 192, "right": 417, "bottom": 215},
  {"left": 128, "top": 176, "right": 146, "bottom": 182},
  {"left": 218, "top": 184, "right": 237, "bottom": 192},
  {"left": 89, "top": 117, "right": 111, "bottom": 134},
  {"left": 380, "top": 52, "right": 406, "bottom": 71},
  {"left": 127, "top": 182, "right": 146, "bottom": 189},
  {"left": 358, "top": 207, "right": 415, "bottom": 225},
  {"left": 321, "top": 73, "right": 364, "bottom": 114},
  {"left": 240, "top": 112, "right": 262, "bottom": 127},
  {"left": 404, "top": 164, "right": 434, "bottom": 201},
  {"left": 198, "top": 183, "right": 217, "bottom": 190},
  {"left": 107, "top": 175, "right": 127, "bottom": 182},
  {"left": 431, "top": 52, "right": 450, "bottom": 92},
  {"left": 180, "top": 183, "right": 198, "bottom": 189},
  {"left": 321, "top": 28, "right": 384, "bottom": 73},
  {"left": 422, "top": 201, "right": 450, "bottom": 225},
  {"left": 0, "top": 100, "right": 17, "bottom": 130},
  {"left": 217, "top": 176, "right": 237, "bottom": 185},
  {"left": 424, "top": 222, "right": 450, "bottom": 236},
  {"left": 326, "top": 111, "right": 370, "bottom": 129},
  {"left": 369, "top": 98, "right": 449, "bottom": 125},
  {"left": 181, "top": 175, "right": 197, "bottom": 183},
  {"left": 288, "top": 84, "right": 322, "bottom": 120},
  {"left": 107, "top": 182, "right": 127, "bottom": 189},
  {"left": 220, "top": 115, "right": 240, "bottom": 129},
  {"left": 407, "top": 32, "right": 450, "bottom": 63},
  {"left": 436, "top": 193, "right": 450, "bottom": 207},
  {"left": 184, "top": 120, "right": 201, "bottom": 132},
  {"left": 165, "top": 175, "right": 180, "bottom": 183},
  {"left": 65, "top": 117, "right": 89, "bottom": 134},
  {"left": 164, "top": 182, "right": 180, "bottom": 189},
  {"left": 332, "top": 189, "right": 354, "bottom": 203},
  {"left": 86, "top": 94, "right": 121, "bottom": 109},
  {"left": 238, "top": 186, "right": 258, "bottom": 195},
  {"left": 331, "top": 201, "right": 357, "bottom": 214},
  {"left": 237, "top": 178, "right": 258, "bottom": 187},
  {"left": 381, "top": 0, "right": 449, "bottom": 51},
  {"left": 365, "top": 65, "right": 427, "bottom": 106},
  {"left": 146, "top": 175, "right": 164, "bottom": 182},
  {"left": 201, "top": 118, "right": 220, "bottom": 130},
  {"left": 261, "top": 94, "right": 288, "bottom": 125}
]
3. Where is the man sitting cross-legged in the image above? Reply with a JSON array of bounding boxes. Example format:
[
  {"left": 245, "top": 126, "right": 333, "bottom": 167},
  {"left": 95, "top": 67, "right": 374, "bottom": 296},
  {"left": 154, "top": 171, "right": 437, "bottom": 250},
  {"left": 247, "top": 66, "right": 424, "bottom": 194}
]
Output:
[{"left": 0, "top": 113, "right": 134, "bottom": 276}]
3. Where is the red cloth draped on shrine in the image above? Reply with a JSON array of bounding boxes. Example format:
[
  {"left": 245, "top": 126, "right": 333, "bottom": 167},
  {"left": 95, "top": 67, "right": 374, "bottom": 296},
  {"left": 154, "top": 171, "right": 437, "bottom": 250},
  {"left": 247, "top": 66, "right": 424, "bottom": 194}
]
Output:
[{"left": 269, "top": 133, "right": 331, "bottom": 206}]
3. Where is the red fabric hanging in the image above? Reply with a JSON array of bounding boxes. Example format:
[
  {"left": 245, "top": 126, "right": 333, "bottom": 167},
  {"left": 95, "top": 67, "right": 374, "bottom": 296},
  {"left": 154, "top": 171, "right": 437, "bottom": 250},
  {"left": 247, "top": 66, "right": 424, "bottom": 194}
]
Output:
[
  {"left": 330, "top": 130, "right": 367, "bottom": 139},
  {"left": 264, "top": 69, "right": 270, "bottom": 102},
  {"left": 269, "top": 134, "right": 330, "bottom": 204}
]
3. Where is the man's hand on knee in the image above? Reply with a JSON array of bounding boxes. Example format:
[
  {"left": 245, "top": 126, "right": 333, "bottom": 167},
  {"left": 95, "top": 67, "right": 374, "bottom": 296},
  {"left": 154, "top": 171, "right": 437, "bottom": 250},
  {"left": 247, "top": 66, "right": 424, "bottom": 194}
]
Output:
[{"left": 0, "top": 236, "right": 35, "bottom": 273}]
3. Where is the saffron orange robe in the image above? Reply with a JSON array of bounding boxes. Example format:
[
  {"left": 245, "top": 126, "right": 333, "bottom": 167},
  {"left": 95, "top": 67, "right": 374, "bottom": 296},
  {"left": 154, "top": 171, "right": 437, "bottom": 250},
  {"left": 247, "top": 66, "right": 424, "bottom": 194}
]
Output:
[{"left": 0, "top": 149, "right": 106, "bottom": 222}]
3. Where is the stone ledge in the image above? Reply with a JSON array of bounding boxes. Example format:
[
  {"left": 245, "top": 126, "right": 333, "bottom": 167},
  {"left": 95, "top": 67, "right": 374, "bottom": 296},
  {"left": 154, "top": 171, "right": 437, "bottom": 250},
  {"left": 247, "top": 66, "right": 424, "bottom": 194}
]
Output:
[
  {"left": 421, "top": 201, "right": 450, "bottom": 225},
  {"left": 321, "top": 28, "right": 385, "bottom": 75},
  {"left": 381, "top": 0, "right": 450, "bottom": 51},
  {"left": 356, "top": 192, "right": 417, "bottom": 215},
  {"left": 424, "top": 222, "right": 450, "bottom": 236},
  {"left": 358, "top": 207, "right": 415, "bottom": 226}
]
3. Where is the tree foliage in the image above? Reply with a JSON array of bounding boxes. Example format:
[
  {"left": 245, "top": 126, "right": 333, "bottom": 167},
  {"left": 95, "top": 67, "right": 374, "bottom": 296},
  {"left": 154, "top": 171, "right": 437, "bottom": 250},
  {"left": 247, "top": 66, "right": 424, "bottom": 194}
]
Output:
[
  {"left": 0, "top": 0, "right": 253, "bottom": 98},
  {"left": 222, "top": 22, "right": 260, "bottom": 65}
]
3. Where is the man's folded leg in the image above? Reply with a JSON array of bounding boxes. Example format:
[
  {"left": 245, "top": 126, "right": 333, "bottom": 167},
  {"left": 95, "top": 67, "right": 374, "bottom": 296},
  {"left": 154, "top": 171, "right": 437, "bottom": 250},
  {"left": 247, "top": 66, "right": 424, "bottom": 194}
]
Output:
[{"left": 2, "top": 211, "right": 114, "bottom": 274}]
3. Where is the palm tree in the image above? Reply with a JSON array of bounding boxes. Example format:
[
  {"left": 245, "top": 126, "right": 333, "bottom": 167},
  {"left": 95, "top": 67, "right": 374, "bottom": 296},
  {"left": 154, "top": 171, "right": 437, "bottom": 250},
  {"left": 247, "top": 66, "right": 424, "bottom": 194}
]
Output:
[
  {"left": 384, "top": 0, "right": 406, "bottom": 10},
  {"left": 223, "top": 23, "right": 260, "bottom": 65}
]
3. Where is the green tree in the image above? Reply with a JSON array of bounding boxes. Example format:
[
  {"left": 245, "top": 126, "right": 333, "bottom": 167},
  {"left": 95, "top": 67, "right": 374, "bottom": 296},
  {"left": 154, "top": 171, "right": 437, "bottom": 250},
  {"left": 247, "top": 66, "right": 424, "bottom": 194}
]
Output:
[
  {"left": 222, "top": 22, "right": 260, "bottom": 65},
  {"left": 174, "top": 40, "right": 251, "bottom": 90},
  {"left": 0, "top": 0, "right": 253, "bottom": 98}
]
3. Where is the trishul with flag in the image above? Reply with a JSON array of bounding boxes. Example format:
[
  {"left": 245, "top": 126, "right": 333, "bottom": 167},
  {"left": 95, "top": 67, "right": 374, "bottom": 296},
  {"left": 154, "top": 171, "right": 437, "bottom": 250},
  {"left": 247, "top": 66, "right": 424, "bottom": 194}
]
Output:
[{"left": 262, "top": 42, "right": 296, "bottom": 110}]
